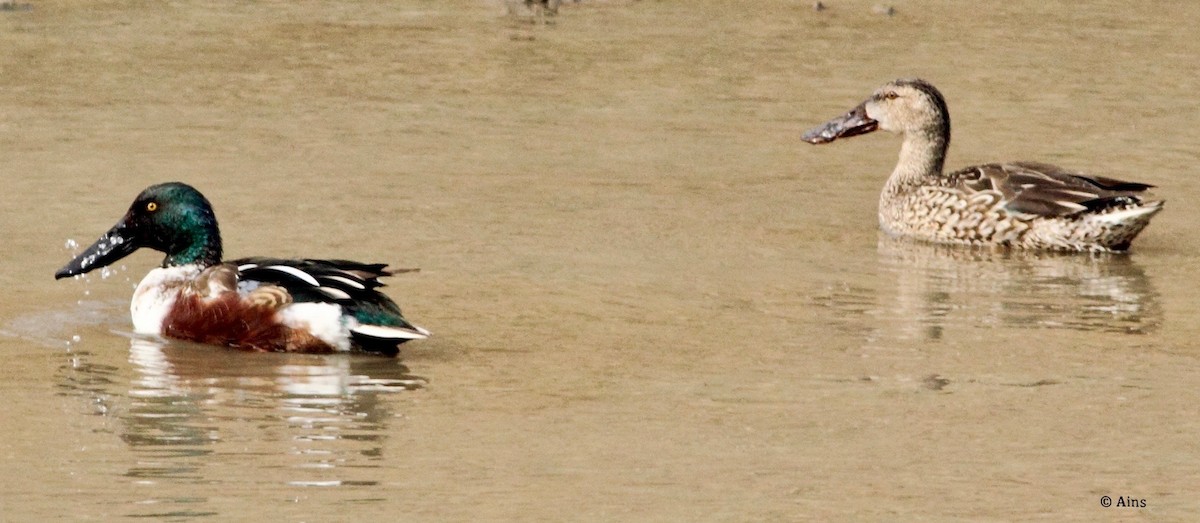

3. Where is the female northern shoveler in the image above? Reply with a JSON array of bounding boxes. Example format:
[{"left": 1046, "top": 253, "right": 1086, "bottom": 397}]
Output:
[
  {"left": 55, "top": 182, "right": 429, "bottom": 356},
  {"left": 801, "top": 78, "right": 1164, "bottom": 252}
]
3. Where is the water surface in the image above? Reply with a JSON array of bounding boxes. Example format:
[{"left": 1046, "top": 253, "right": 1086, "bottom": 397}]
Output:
[{"left": 2, "top": 0, "right": 1199, "bottom": 520}]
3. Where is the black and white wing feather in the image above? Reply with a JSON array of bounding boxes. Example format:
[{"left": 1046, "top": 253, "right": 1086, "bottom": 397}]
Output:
[{"left": 232, "top": 257, "right": 429, "bottom": 353}]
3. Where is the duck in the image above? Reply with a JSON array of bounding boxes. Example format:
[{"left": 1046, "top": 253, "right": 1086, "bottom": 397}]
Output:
[
  {"left": 801, "top": 78, "right": 1163, "bottom": 252},
  {"left": 55, "top": 182, "right": 429, "bottom": 356}
]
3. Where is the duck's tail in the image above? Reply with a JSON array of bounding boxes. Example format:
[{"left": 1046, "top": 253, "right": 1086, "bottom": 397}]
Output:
[
  {"left": 1091, "top": 200, "right": 1164, "bottom": 225},
  {"left": 1086, "top": 200, "right": 1164, "bottom": 252}
]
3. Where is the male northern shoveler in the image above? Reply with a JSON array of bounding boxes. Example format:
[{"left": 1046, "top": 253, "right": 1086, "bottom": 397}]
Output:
[
  {"left": 55, "top": 182, "right": 429, "bottom": 356},
  {"left": 801, "top": 78, "right": 1164, "bottom": 252}
]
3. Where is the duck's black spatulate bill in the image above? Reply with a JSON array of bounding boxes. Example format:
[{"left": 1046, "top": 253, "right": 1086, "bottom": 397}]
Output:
[
  {"left": 55, "top": 218, "right": 138, "bottom": 279},
  {"left": 802, "top": 102, "right": 879, "bottom": 144}
]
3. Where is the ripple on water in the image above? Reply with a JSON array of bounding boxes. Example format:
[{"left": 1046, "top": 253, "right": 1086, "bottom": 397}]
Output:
[
  {"left": 806, "top": 237, "right": 1161, "bottom": 347},
  {"left": 4, "top": 299, "right": 129, "bottom": 350},
  {"left": 51, "top": 335, "right": 426, "bottom": 511}
]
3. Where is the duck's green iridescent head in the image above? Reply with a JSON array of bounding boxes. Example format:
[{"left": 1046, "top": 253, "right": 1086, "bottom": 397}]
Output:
[{"left": 55, "top": 182, "right": 224, "bottom": 279}]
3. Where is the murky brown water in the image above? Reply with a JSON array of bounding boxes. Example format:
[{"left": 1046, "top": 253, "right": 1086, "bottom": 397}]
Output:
[{"left": 3, "top": 0, "right": 1200, "bottom": 520}]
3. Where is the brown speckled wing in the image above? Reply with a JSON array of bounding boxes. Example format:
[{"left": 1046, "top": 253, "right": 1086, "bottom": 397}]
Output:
[{"left": 950, "top": 162, "right": 1154, "bottom": 218}]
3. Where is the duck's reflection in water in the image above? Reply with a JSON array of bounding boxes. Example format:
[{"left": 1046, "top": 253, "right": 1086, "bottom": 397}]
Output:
[
  {"left": 56, "top": 335, "right": 425, "bottom": 516},
  {"left": 813, "top": 237, "right": 1160, "bottom": 343}
]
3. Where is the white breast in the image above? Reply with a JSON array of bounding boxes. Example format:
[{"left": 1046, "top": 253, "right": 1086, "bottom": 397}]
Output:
[{"left": 130, "top": 265, "right": 202, "bottom": 335}]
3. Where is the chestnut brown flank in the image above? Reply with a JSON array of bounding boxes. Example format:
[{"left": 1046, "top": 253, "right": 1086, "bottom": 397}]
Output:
[{"left": 163, "top": 293, "right": 335, "bottom": 353}]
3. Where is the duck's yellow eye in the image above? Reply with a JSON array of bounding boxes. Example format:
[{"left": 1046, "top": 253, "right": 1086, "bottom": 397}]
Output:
[{"left": 146, "top": 202, "right": 158, "bottom": 212}]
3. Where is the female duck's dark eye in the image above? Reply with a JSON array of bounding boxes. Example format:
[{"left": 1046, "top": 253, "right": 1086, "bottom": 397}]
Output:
[
  {"left": 146, "top": 202, "right": 158, "bottom": 212},
  {"left": 884, "top": 91, "right": 899, "bottom": 100}
]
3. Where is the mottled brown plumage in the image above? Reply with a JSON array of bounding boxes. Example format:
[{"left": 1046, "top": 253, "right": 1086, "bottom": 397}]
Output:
[{"left": 803, "top": 78, "right": 1163, "bottom": 252}]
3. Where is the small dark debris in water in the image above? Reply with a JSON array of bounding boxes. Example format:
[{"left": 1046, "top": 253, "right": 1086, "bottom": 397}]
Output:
[
  {"left": 812, "top": 1, "right": 826, "bottom": 11},
  {"left": 529, "top": 0, "right": 560, "bottom": 15},
  {"left": 871, "top": 4, "right": 895, "bottom": 16},
  {"left": 922, "top": 374, "right": 950, "bottom": 391},
  {"left": 507, "top": 0, "right": 561, "bottom": 21},
  {"left": 0, "top": 2, "right": 33, "bottom": 12},
  {"left": 1010, "top": 379, "right": 1061, "bottom": 388}
]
